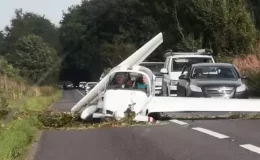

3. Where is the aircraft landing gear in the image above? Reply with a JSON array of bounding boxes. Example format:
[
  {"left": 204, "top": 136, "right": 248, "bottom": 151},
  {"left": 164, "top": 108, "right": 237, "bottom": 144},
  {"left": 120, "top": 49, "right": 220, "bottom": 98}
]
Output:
[{"left": 148, "top": 112, "right": 162, "bottom": 121}]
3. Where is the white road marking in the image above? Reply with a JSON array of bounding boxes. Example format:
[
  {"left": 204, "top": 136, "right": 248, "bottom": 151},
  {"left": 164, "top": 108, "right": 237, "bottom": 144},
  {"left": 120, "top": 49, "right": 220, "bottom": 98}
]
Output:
[
  {"left": 76, "top": 89, "right": 85, "bottom": 97},
  {"left": 240, "top": 144, "right": 260, "bottom": 155},
  {"left": 169, "top": 119, "right": 189, "bottom": 125},
  {"left": 192, "top": 127, "right": 229, "bottom": 139}
]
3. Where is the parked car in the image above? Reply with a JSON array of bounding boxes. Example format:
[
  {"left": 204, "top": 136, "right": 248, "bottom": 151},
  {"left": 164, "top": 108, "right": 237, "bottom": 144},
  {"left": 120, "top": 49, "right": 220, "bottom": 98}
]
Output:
[
  {"left": 176, "top": 63, "right": 249, "bottom": 99},
  {"left": 85, "top": 82, "right": 98, "bottom": 95},
  {"left": 139, "top": 62, "right": 164, "bottom": 96},
  {"left": 79, "top": 82, "right": 87, "bottom": 89},
  {"left": 63, "top": 81, "right": 74, "bottom": 90},
  {"left": 160, "top": 49, "right": 215, "bottom": 96}
]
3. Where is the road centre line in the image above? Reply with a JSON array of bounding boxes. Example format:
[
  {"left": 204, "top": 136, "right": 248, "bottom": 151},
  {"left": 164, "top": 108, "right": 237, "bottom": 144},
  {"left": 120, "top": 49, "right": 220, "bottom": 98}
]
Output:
[
  {"left": 192, "top": 127, "right": 229, "bottom": 139},
  {"left": 240, "top": 144, "right": 260, "bottom": 155},
  {"left": 76, "top": 89, "right": 84, "bottom": 96},
  {"left": 169, "top": 119, "right": 189, "bottom": 125}
]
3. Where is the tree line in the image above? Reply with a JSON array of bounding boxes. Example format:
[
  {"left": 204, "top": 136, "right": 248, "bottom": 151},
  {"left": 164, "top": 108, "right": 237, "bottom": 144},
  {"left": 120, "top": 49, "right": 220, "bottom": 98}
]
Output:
[{"left": 0, "top": 0, "right": 260, "bottom": 84}]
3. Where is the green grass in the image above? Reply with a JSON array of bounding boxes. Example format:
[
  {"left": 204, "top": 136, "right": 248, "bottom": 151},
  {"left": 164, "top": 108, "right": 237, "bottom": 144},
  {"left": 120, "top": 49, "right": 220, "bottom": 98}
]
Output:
[
  {"left": 19, "top": 90, "right": 62, "bottom": 112},
  {"left": 0, "top": 117, "right": 40, "bottom": 160},
  {"left": 0, "top": 90, "right": 62, "bottom": 160}
]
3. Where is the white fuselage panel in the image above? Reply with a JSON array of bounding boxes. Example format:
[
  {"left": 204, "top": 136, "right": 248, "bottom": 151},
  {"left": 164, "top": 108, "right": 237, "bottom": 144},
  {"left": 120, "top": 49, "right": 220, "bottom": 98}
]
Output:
[{"left": 103, "top": 89, "right": 148, "bottom": 119}]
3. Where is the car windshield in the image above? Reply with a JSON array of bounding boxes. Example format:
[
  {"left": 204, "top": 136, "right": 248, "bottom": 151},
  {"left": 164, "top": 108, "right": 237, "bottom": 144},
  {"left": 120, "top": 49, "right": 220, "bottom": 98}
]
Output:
[
  {"left": 140, "top": 63, "right": 164, "bottom": 76},
  {"left": 172, "top": 57, "right": 213, "bottom": 72},
  {"left": 190, "top": 66, "right": 238, "bottom": 79}
]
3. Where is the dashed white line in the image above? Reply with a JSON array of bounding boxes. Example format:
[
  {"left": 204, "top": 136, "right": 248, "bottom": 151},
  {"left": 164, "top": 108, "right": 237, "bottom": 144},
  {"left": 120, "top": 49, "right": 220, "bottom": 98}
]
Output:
[
  {"left": 76, "top": 89, "right": 85, "bottom": 96},
  {"left": 169, "top": 119, "right": 189, "bottom": 125},
  {"left": 240, "top": 144, "right": 260, "bottom": 155},
  {"left": 192, "top": 127, "right": 229, "bottom": 139}
]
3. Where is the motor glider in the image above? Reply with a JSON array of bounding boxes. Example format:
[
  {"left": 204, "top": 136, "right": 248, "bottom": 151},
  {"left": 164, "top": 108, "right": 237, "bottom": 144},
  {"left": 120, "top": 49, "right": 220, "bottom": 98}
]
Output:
[{"left": 71, "top": 32, "right": 260, "bottom": 122}]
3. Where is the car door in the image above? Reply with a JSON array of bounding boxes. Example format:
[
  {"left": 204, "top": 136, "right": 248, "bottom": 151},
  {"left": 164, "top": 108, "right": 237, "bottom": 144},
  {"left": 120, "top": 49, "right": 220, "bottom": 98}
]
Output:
[{"left": 177, "top": 66, "right": 190, "bottom": 96}]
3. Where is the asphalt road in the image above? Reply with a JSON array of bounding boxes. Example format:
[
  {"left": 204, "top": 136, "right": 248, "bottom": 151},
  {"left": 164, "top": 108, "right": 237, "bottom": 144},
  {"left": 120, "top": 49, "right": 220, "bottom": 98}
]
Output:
[
  {"left": 50, "top": 89, "right": 85, "bottom": 112},
  {"left": 32, "top": 89, "right": 260, "bottom": 160}
]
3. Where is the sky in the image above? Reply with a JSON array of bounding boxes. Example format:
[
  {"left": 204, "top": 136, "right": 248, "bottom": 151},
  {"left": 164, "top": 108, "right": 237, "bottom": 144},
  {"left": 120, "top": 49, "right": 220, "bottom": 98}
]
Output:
[{"left": 0, "top": 0, "right": 83, "bottom": 30}]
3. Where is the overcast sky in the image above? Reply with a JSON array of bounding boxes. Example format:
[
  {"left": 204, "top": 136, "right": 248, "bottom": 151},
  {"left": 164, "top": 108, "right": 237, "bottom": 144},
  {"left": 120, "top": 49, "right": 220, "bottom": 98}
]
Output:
[{"left": 0, "top": 0, "right": 83, "bottom": 30}]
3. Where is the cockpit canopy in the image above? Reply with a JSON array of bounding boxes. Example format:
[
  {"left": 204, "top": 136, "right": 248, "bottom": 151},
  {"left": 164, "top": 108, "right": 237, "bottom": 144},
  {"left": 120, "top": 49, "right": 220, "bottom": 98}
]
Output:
[{"left": 106, "top": 71, "right": 150, "bottom": 94}]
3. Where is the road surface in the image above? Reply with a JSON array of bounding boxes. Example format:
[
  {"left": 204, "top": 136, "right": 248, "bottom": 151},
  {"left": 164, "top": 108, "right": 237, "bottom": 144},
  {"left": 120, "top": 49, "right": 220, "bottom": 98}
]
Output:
[
  {"left": 50, "top": 89, "right": 84, "bottom": 111},
  {"left": 32, "top": 89, "right": 260, "bottom": 160}
]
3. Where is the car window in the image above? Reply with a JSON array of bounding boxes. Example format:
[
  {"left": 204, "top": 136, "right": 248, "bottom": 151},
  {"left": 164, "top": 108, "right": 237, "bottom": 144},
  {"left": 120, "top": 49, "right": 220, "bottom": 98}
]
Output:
[
  {"left": 191, "top": 66, "right": 238, "bottom": 79},
  {"left": 172, "top": 57, "right": 213, "bottom": 72}
]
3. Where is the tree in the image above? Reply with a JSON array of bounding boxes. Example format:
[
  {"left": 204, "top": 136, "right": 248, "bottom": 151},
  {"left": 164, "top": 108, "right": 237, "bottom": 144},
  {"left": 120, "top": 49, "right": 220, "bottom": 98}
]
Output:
[
  {"left": 0, "top": 31, "right": 5, "bottom": 55},
  {"left": 4, "top": 9, "right": 61, "bottom": 54},
  {"left": 0, "top": 56, "right": 20, "bottom": 80},
  {"left": 100, "top": 42, "right": 137, "bottom": 67},
  {"left": 142, "top": 0, "right": 204, "bottom": 51},
  {"left": 59, "top": 0, "right": 159, "bottom": 81},
  {"left": 247, "top": 0, "right": 260, "bottom": 30},
  {"left": 6, "top": 35, "right": 60, "bottom": 85},
  {"left": 190, "top": 0, "right": 257, "bottom": 56}
]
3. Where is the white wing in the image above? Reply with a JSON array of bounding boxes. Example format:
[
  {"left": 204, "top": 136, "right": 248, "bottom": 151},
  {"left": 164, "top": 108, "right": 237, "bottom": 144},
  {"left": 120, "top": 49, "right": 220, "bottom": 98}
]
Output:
[{"left": 146, "top": 97, "right": 260, "bottom": 114}]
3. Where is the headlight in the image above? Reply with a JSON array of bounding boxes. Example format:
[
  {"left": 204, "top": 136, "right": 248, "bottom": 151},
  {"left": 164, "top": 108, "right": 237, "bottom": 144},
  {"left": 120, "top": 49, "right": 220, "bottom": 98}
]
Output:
[
  {"left": 236, "top": 84, "right": 246, "bottom": 92},
  {"left": 170, "top": 80, "right": 178, "bottom": 85},
  {"left": 189, "top": 85, "right": 202, "bottom": 92}
]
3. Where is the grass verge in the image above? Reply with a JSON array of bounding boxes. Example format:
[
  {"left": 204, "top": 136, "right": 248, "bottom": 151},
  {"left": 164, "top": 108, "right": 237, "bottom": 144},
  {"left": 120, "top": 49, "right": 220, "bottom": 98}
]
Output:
[{"left": 0, "top": 90, "right": 62, "bottom": 160}]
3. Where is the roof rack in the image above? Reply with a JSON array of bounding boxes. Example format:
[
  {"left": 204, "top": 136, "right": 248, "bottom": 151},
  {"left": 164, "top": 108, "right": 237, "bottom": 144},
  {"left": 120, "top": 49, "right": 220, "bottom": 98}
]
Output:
[{"left": 164, "top": 49, "right": 213, "bottom": 57}]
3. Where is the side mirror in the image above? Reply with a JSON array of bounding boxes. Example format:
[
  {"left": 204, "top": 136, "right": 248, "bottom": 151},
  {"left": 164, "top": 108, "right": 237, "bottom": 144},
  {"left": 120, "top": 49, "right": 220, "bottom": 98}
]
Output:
[
  {"left": 160, "top": 68, "right": 168, "bottom": 74},
  {"left": 179, "top": 74, "right": 188, "bottom": 80}
]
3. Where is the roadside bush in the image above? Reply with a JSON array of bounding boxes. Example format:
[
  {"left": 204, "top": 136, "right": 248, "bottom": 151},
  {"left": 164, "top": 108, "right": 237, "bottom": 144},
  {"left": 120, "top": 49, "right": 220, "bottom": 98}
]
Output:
[
  {"left": 233, "top": 54, "right": 260, "bottom": 96},
  {"left": 0, "top": 57, "right": 21, "bottom": 80}
]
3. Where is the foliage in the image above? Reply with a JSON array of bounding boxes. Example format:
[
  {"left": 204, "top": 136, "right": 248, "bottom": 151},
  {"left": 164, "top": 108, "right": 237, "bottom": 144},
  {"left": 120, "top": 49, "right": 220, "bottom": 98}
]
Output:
[
  {"left": 247, "top": 0, "right": 260, "bottom": 30},
  {"left": 0, "top": 57, "right": 21, "bottom": 80},
  {"left": 3, "top": 9, "right": 60, "bottom": 54},
  {"left": 103, "top": 68, "right": 111, "bottom": 76},
  {"left": 101, "top": 42, "right": 137, "bottom": 67},
  {"left": 0, "top": 0, "right": 260, "bottom": 83},
  {"left": 0, "top": 75, "right": 28, "bottom": 119},
  {"left": 20, "top": 90, "right": 62, "bottom": 112},
  {"left": 176, "top": 34, "right": 203, "bottom": 52},
  {"left": 33, "top": 111, "right": 144, "bottom": 129},
  {"left": 233, "top": 51, "right": 260, "bottom": 96},
  {"left": 0, "top": 31, "right": 5, "bottom": 55},
  {"left": 190, "top": 0, "right": 257, "bottom": 56},
  {"left": 6, "top": 35, "right": 60, "bottom": 85},
  {"left": 0, "top": 117, "right": 40, "bottom": 160},
  {"left": 0, "top": 89, "right": 61, "bottom": 160},
  {"left": 58, "top": 0, "right": 260, "bottom": 82},
  {"left": 59, "top": 0, "right": 159, "bottom": 81}
]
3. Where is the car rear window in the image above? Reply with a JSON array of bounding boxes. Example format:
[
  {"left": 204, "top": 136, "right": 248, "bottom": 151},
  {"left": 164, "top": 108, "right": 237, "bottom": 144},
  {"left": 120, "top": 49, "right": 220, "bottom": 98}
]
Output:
[{"left": 172, "top": 57, "right": 213, "bottom": 72}]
